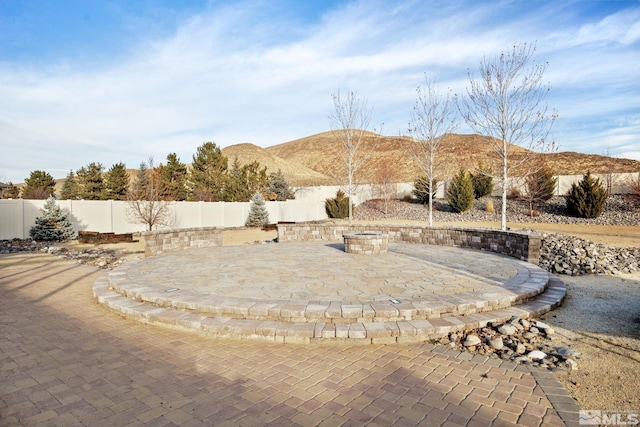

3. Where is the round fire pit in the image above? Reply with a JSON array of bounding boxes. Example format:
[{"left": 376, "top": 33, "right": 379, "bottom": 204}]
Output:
[{"left": 343, "top": 232, "right": 389, "bottom": 254}]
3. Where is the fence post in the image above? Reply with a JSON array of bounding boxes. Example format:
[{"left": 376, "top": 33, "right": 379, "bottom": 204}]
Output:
[{"left": 20, "top": 199, "right": 25, "bottom": 239}]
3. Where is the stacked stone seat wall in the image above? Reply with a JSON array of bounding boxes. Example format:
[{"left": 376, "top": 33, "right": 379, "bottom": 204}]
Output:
[
  {"left": 142, "top": 227, "right": 223, "bottom": 257},
  {"left": 277, "top": 223, "right": 540, "bottom": 264}
]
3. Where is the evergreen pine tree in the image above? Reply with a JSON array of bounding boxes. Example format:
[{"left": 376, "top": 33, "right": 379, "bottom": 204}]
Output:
[
  {"left": 60, "top": 170, "right": 81, "bottom": 200},
  {"left": 447, "top": 168, "right": 474, "bottom": 213},
  {"left": 412, "top": 175, "right": 439, "bottom": 204},
  {"left": 225, "top": 158, "right": 247, "bottom": 202},
  {"left": 104, "top": 162, "right": 130, "bottom": 200},
  {"left": 22, "top": 170, "right": 56, "bottom": 199},
  {"left": 265, "top": 169, "right": 294, "bottom": 201},
  {"left": 158, "top": 153, "right": 188, "bottom": 201},
  {"left": 189, "top": 142, "right": 228, "bottom": 201},
  {"left": 264, "top": 169, "right": 295, "bottom": 201},
  {"left": 245, "top": 192, "right": 269, "bottom": 227},
  {"left": 77, "top": 162, "right": 106, "bottom": 200},
  {"left": 130, "top": 162, "right": 149, "bottom": 200},
  {"left": 29, "top": 197, "right": 76, "bottom": 241},
  {"left": 470, "top": 166, "right": 494, "bottom": 199},
  {"left": 566, "top": 171, "right": 608, "bottom": 218}
]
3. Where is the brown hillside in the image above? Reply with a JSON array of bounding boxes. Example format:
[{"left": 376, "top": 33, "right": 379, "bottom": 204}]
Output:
[
  {"left": 222, "top": 143, "right": 334, "bottom": 187},
  {"left": 267, "top": 131, "right": 420, "bottom": 184},
  {"left": 267, "top": 132, "right": 640, "bottom": 184},
  {"left": 47, "top": 132, "right": 639, "bottom": 192}
]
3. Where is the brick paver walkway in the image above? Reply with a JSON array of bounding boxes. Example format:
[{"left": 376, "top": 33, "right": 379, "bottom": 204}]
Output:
[{"left": 1, "top": 253, "right": 579, "bottom": 426}]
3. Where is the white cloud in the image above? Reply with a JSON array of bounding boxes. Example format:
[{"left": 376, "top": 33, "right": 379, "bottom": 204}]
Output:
[
  {"left": 575, "top": 7, "right": 640, "bottom": 45},
  {"left": 1, "top": 0, "right": 638, "bottom": 183}
]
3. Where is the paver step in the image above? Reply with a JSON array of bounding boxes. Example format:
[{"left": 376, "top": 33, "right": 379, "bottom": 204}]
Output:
[
  {"left": 101, "top": 257, "right": 552, "bottom": 323},
  {"left": 93, "top": 272, "right": 565, "bottom": 344}
]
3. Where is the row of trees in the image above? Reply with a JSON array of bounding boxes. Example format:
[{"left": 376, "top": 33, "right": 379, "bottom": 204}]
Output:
[
  {"left": 15, "top": 143, "right": 295, "bottom": 203},
  {"left": 423, "top": 166, "right": 605, "bottom": 220},
  {"left": 442, "top": 165, "right": 557, "bottom": 214},
  {"left": 332, "top": 42, "right": 557, "bottom": 230}
]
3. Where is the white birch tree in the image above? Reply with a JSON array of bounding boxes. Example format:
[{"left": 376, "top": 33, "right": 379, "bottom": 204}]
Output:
[
  {"left": 406, "top": 77, "right": 460, "bottom": 226},
  {"left": 459, "top": 42, "right": 557, "bottom": 230},
  {"left": 328, "top": 90, "right": 379, "bottom": 225}
]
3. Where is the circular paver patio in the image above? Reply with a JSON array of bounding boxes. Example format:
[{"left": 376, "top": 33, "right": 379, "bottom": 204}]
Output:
[
  {"left": 125, "top": 242, "right": 517, "bottom": 301},
  {"left": 95, "top": 241, "right": 564, "bottom": 344}
]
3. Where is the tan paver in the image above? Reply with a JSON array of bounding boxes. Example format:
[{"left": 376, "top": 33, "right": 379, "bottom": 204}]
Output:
[
  {"left": 98, "top": 242, "right": 565, "bottom": 344},
  {"left": 1, "top": 252, "right": 579, "bottom": 426}
]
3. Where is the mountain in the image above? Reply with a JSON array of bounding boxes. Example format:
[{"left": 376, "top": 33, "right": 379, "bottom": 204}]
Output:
[
  {"left": 225, "top": 131, "right": 639, "bottom": 186},
  {"left": 48, "top": 132, "right": 640, "bottom": 192},
  {"left": 221, "top": 143, "right": 334, "bottom": 186}
]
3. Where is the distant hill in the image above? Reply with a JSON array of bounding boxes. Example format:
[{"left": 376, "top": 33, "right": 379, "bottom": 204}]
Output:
[
  {"left": 46, "top": 131, "right": 639, "bottom": 192},
  {"left": 221, "top": 143, "right": 334, "bottom": 186},
  {"left": 240, "top": 131, "right": 639, "bottom": 186}
]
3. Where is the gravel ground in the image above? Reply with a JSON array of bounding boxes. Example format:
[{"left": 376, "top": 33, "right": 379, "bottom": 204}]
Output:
[
  {"left": 538, "top": 273, "right": 640, "bottom": 412},
  {"left": 354, "top": 194, "right": 640, "bottom": 227}
]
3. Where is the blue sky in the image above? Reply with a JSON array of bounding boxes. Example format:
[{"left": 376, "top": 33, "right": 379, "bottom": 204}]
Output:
[{"left": 1, "top": 0, "right": 639, "bottom": 183}]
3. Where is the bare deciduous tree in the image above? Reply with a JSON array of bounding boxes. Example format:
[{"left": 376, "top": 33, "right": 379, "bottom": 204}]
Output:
[
  {"left": 459, "top": 42, "right": 557, "bottom": 230},
  {"left": 627, "top": 172, "right": 640, "bottom": 197},
  {"left": 372, "top": 162, "right": 398, "bottom": 215},
  {"left": 603, "top": 148, "right": 622, "bottom": 196},
  {"left": 523, "top": 161, "right": 557, "bottom": 217},
  {"left": 328, "top": 90, "right": 380, "bottom": 224},
  {"left": 126, "top": 157, "right": 172, "bottom": 231},
  {"left": 407, "top": 77, "right": 460, "bottom": 226}
]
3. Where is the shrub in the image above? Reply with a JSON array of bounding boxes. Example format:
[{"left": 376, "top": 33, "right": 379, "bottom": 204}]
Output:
[
  {"left": 412, "top": 176, "right": 439, "bottom": 204},
  {"left": 447, "top": 169, "right": 474, "bottom": 213},
  {"left": 485, "top": 199, "right": 495, "bottom": 213},
  {"left": 566, "top": 171, "right": 608, "bottom": 218},
  {"left": 507, "top": 186, "right": 522, "bottom": 200},
  {"left": 525, "top": 166, "right": 557, "bottom": 202},
  {"left": 524, "top": 165, "right": 557, "bottom": 216},
  {"left": 264, "top": 169, "right": 295, "bottom": 201},
  {"left": 628, "top": 172, "right": 640, "bottom": 196},
  {"left": 245, "top": 192, "right": 269, "bottom": 227},
  {"left": 29, "top": 197, "right": 76, "bottom": 241},
  {"left": 471, "top": 168, "right": 494, "bottom": 199},
  {"left": 325, "top": 190, "right": 353, "bottom": 219}
]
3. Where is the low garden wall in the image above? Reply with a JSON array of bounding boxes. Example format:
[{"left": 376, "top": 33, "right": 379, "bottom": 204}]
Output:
[
  {"left": 277, "top": 223, "right": 541, "bottom": 264},
  {"left": 142, "top": 227, "right": 223, "bottom": 257},
  {"left": 78, "top": 231, "right": 135, "bottom": 244}
]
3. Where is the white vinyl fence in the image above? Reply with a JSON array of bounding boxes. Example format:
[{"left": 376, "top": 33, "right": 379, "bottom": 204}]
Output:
[
  {"left": 0, "top": 173, "right": 636, "bottom": 240},
  {"left": 0, "top": 199, "right": 327, "bottom": 240}
]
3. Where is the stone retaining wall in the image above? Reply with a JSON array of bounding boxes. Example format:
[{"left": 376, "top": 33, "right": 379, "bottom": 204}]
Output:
[
  {"left": 142, "top": 227, "right": 223, "bottom": 257},
  {"left": 277, "top": 223, "right": 540, "bottom": 264}
]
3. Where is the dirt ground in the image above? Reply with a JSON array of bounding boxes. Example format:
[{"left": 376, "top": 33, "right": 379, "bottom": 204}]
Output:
[
  {"left": 59, "top": 223, "right": 639, "bottom": 412},
  {"left": 540, "top": 273, "right": 640, "bottom": 411}
]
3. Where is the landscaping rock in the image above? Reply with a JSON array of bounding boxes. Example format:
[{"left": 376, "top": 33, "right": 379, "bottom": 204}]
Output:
[
  {"left": 463, "top": 334, "right": 481, "bottom": 347},
  {"left": 497, "top": 324, "right": 517, "bottom": 336},
  {"left": 527, "top": 350, "right": 547, "bottom": 361},
  {"left": 555, "top": 347, "right": 581, "bottom": 358},
  {"left": 436, "top": 318, "right": 579, "bottom": 372},
  {"left": 489, "top": 336, "right": 504, "bottom": 350},
  {"left": 354, "top": 195, "right": 640, "bottom": 276},
  {"left": 0, "top": 239, "right": 137, "bottom": 269}
]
